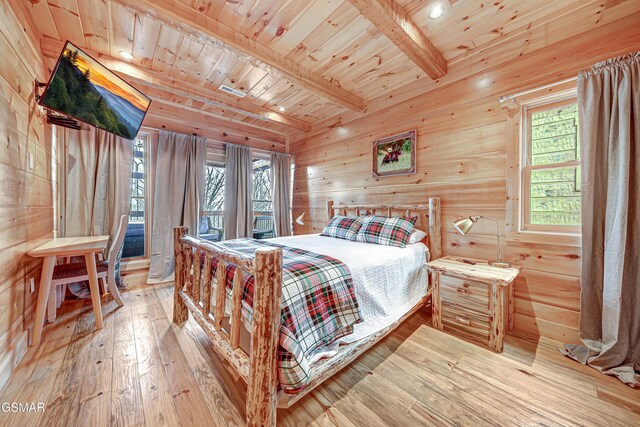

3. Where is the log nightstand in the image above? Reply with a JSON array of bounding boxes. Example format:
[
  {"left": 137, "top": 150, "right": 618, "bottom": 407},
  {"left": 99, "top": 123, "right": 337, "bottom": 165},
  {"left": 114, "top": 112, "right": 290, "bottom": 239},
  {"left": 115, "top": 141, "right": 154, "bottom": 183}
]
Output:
[{"left": 427, "top": 256, "right": 520, "bottom": 352}]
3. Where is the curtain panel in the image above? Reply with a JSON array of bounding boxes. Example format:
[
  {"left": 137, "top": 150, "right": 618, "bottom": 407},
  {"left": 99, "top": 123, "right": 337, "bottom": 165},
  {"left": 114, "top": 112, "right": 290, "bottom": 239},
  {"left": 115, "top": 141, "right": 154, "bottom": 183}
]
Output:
[
  {"left": 63, "top": 127, "right": 133, "bottom": 287},
  {"left": 223, "top": 144, "right": 254, "bottom": 240},
  {"left": 148, "top": 130, "right": 206, "bottom": 283},
  {"left": 271, "top": 152, "right": 292, "bottom": 237},
  {"left": 64, "top": 127, "right": 133, "bottom": 248},
  {"left": 563, "top": 52, "right": 640, "bottom": 387}
]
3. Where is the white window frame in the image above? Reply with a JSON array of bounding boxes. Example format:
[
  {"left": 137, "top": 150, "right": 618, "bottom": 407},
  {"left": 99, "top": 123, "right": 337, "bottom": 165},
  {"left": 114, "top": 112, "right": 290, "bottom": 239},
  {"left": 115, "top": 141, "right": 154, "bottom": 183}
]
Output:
[
  {"left": 202, "top": 161, "right": 226, "bottom": 239},
  {"left": 505, "top": 87, "right": 581, "bottom": 242},
  {"left": 520, "top": 95, "right": 580, "bottom": 234},
  {"left": 251, "top": 151, "right": 273, "bottom": 216},
  {"left": 123, "top": 132, "right": 151, "bottom": 261}
]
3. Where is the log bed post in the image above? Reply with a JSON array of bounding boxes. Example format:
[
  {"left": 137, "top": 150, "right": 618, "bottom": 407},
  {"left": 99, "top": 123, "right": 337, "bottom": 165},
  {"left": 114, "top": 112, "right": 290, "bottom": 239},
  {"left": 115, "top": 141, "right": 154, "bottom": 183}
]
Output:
[
  {"left": 428, "top": 198, "right": 442, "bottom": 312},
  {"left": 173, "top": 226, "right": 189, "bottom": 323},
  {"left": 326, "top": 200, "right": 334, "bottom": 222},
  {"left": 247, "top": 247, "right": 283, "bottom": 427},
  {"left": 428, "top": 198, "right": 442, "bottom": 260}
]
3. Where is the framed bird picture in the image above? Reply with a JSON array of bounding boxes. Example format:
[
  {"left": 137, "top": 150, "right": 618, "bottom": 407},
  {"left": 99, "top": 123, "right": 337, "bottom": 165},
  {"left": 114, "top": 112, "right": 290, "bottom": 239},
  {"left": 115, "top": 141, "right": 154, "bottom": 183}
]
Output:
[{"left": 372, "top": 130, "right": 417, "bottom": 177}]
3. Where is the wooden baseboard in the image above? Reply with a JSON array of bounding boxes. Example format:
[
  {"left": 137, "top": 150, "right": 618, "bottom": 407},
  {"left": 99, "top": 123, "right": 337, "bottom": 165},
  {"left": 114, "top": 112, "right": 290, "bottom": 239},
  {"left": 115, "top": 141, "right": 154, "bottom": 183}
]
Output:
[
  {"left": 121, "top": 258, "right": 150, "bottom": 273},
  {"left": 0, "top": 330, "right": 29, "bottom": 391},
  {"left": 512, "top": 313, "right": 580, "bottom": 345},
  {"left": 509, "top": 328, "right": 577, "bottom": 350}
]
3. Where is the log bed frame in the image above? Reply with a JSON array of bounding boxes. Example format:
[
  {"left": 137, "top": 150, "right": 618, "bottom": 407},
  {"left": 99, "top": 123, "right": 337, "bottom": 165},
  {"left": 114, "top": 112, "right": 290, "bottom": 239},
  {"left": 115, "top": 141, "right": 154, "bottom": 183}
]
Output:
[{"left": 172, "top": 197, "right": 441, "bottom": 426}]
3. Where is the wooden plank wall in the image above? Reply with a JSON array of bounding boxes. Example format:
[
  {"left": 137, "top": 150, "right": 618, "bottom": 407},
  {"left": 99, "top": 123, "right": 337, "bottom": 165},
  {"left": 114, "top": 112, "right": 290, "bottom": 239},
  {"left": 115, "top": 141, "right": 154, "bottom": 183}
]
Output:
[
  {"left": 0, "top": 0, "right": 52, "bottom": 388},
  {"left": 291, "top": 14, "right": 640, "bottom": 345}
]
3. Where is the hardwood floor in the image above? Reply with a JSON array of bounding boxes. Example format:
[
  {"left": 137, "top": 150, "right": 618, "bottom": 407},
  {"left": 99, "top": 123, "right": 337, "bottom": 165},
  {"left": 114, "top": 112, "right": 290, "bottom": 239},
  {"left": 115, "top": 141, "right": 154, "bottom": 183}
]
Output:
[{"left": 1, "top": 276, "right": 638, "bottom": 426}]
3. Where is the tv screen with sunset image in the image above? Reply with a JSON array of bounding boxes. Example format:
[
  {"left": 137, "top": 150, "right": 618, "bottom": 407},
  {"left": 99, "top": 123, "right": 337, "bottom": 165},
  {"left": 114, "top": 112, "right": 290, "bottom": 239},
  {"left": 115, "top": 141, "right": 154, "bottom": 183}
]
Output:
[{"left": 39, "top": 41, "right": 150, "bottom": 140}]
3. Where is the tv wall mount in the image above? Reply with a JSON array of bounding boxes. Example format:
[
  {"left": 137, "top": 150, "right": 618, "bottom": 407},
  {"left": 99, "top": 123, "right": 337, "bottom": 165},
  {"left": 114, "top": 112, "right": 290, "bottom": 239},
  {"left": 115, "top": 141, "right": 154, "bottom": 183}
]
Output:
[{"left": 34, "top": 79, "right": 83, "bottom": 131}]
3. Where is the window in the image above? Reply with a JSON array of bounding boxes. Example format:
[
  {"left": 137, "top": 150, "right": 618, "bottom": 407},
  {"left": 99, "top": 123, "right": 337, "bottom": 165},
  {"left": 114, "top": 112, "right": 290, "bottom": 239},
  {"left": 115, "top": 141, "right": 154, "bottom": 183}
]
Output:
[
  {"left": 253, "top": 157, "right": 273, "bottom": 239},
  {"left": 201, "top": 163, "right": 225, "bottom": 242},
  {"left": 122, "top": 135, "right": 149, "bottom": 258},
  {"left": 521, "top": 97, "right": 581, "bottom": 232},
  {"left": 253, "top": 158, "right": 272, "bottom": 213}
]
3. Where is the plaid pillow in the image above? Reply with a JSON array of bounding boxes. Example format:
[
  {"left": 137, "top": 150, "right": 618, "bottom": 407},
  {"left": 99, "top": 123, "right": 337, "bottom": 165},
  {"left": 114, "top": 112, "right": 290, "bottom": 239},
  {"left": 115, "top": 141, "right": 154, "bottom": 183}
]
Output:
[
  {"left": 355, "top": 215, "right": 417, "bottom": 247},
  {"left": 321, "top": 215, "right": 363, "bottom": 240}
]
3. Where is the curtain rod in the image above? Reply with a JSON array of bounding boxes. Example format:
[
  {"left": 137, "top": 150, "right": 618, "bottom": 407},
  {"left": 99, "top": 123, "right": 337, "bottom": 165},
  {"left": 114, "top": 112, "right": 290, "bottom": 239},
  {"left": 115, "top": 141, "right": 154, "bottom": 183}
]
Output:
[
  {"left": 141, "top": 126, "right": 290, "bottom": 156},
  {"left": 223, "top": 141, "right": 291, "bottom": 157},
  {"left": 498, "top": 76, "right": 577, "bottom": 104}
]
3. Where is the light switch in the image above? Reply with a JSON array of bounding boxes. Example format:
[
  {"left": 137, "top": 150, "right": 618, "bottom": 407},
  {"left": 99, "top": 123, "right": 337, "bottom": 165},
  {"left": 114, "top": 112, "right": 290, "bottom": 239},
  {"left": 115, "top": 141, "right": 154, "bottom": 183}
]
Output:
[
  {"left": 28, "top": 151, "right": 34, "bottom": 170},
  {"left": 30, "top": 277, "right": 35, "bottom": 293}
]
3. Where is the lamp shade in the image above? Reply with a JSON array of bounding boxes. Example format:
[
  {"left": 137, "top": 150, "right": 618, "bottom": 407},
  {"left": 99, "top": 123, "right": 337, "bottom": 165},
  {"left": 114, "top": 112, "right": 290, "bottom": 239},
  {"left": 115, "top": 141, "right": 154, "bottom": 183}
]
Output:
[{"left": 453, "top": 217, "right": 475, "bottom": 235}]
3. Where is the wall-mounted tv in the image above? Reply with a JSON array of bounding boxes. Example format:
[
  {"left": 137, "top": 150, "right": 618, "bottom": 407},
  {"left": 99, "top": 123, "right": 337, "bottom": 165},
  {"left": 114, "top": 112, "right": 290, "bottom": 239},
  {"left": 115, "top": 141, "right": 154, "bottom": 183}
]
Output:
[{"left": 39, "top": 41, "right": 151, "bottom": 140}]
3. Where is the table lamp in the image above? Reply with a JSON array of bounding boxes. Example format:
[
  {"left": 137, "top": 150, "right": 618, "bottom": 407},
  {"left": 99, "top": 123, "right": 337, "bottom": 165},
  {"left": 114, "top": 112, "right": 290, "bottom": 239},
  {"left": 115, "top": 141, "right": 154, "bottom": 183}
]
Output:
[{"left": 452, "top": 216, "right": 511, "bottom": 268}]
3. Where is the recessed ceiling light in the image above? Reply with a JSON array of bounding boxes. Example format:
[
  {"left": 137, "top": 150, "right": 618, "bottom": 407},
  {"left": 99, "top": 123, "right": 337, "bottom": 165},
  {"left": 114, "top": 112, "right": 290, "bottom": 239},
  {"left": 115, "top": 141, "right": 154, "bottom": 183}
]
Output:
[
  {"left": 119, "top": 51, "right": 134, "bottom": 60},
  {"left": 278, "top": 106, "right": 286, "bottom": 112},
  {"left": 428, "top": 4, "right": 444, "bottom": 20}
]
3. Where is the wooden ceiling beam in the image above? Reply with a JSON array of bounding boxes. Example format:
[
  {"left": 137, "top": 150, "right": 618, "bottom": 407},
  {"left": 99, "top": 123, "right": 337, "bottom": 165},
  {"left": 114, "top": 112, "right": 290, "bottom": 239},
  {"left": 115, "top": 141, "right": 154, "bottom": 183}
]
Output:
[
  {"left": 143, "top": 108, "right": 287, "bottom": 152},
  {"left": 146, "top": 101, "right": 286, "bottom": 147},
  {"left": 348, "top": 0, "right": 447, "bottom": 80},
  {"left": 40, "top": 37, "right": 311, "bottom": 133},
  {"left": 111, "top": 0, "right": 366, "bottom": 112}
]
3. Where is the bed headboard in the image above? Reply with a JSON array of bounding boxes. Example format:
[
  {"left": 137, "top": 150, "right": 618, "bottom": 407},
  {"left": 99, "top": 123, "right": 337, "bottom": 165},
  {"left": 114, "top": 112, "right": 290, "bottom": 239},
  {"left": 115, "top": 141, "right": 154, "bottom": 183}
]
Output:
[{"left": 326, "top": 198, "right": 442, "bottom": 259}]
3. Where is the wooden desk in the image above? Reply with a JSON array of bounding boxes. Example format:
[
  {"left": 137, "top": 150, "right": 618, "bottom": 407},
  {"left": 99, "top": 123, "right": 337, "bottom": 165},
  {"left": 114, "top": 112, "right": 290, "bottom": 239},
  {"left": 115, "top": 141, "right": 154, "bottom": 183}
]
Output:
[{"left": 28, "top": 235, "right": 109, "bottom": 346}]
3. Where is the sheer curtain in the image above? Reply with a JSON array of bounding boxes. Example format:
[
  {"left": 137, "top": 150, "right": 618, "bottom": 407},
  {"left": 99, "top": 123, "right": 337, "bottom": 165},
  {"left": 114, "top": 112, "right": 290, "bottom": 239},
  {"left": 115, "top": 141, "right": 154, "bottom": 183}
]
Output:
[
  {"left": 223, "top": 144, "right": 253, "bottom": 239},
  {"left": 271, "top": 152, "right": 292, "bottom": 237},
  {"left": 148, "top": 131, "right": 206, "bottom": 283},
  {"left": 562, "top": 53, "right": 640, "bottom": 387}
]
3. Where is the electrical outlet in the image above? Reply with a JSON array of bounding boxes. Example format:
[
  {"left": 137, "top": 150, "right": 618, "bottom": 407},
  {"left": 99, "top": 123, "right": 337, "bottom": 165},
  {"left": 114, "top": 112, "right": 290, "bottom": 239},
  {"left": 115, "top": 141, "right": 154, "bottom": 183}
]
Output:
[{"left": 29, "top": 277, "right": 35, "bottom": 293}]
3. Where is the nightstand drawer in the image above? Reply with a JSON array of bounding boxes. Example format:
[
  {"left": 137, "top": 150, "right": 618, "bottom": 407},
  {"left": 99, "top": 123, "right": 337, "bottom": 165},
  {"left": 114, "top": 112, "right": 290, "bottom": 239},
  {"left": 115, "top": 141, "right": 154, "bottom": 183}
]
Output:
[
  {"left": 441, "top": 305, "right": 490, "bottom": 341},
  {"left": 429, "top": 257, "right": 520, "bottom": 352},
  {"left": 440, "top": 275, "right": 490, "bottom": 316}
]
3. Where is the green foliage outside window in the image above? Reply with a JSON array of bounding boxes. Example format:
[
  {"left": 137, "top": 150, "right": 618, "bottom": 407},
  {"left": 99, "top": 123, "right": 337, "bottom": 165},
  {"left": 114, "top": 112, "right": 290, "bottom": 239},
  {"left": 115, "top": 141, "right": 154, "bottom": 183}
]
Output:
[{"left": 528, "top": 103, "right": 581, "bottom": 226}]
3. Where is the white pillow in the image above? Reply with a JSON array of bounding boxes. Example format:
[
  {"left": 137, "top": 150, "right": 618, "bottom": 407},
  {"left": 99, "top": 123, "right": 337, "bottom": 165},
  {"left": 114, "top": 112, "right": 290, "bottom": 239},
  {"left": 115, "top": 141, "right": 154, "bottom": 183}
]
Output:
[{"left": 408, "top": 229, "right": 427, "bottom": 244}]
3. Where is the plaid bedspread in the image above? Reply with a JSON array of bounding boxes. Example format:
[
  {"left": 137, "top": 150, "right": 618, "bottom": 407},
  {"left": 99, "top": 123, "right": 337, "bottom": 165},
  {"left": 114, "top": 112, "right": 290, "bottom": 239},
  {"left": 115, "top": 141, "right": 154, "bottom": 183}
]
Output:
[{"left": 197, "top": 238, "right": 362, "bottom": 392}]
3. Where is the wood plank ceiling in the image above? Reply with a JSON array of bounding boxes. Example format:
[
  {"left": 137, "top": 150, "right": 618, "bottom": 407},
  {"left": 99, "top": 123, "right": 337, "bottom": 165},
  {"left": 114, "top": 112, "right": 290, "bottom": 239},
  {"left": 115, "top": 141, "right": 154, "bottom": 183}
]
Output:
[{"left": 23, "top": 0, "right": 637, "bottom": 145}]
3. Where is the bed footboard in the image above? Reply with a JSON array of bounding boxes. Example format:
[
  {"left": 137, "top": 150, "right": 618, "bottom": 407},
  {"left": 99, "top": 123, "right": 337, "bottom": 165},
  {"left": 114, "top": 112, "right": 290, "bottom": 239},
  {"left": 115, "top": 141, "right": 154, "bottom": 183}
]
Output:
[{"left": 173, "top": 227, "right": 283, "bottom": 426}]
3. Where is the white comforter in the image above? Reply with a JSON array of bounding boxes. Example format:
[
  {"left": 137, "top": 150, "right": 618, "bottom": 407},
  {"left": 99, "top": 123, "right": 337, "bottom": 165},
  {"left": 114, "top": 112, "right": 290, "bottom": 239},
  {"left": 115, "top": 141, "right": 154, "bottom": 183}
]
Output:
[{"left": 269, "top": 234, "right": 430, "bottom": 345}]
